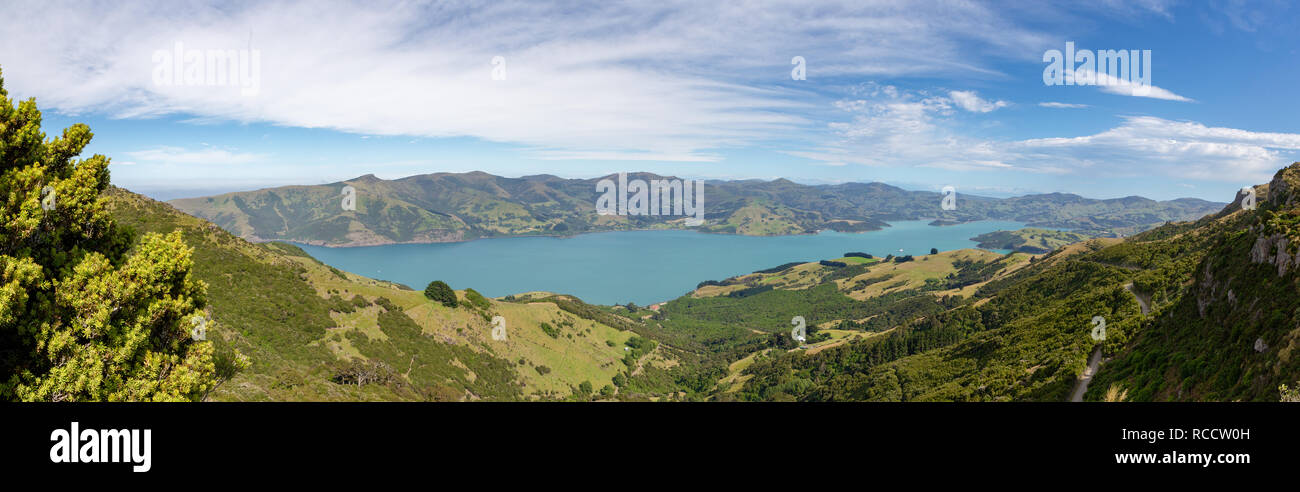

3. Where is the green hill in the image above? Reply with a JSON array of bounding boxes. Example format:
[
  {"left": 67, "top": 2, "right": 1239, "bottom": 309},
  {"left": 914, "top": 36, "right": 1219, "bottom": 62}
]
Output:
[
  {"left": 169, "top": 171, "right": 1223, "bottom": 246},
  {"left": 107, "top": 187, "right": 660, "bottom": 401},
  {"left": 970, "top": 227, "right": 1093, "bottom": 253},
  {"left": 722, "top": 165, "right": 1300, "bottom": 402}
]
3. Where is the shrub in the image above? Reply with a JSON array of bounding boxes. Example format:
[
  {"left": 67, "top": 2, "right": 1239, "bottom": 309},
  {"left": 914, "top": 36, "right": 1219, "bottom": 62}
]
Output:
[
  {"left": 539, "top": 322, "right": 559, "bottom": 338},
  {"left": 424, "top": 280, "right": 458, "bottom": 308},
  {"left": 463, "top": 288, "right": 491, "bottom": 311}
]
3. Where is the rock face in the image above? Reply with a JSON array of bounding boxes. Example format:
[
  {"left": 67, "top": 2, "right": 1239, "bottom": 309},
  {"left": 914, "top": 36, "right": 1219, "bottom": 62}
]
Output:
[
  {"left": 1250, "top": 233, "right": 1298, "bottom": 277},
  {"left": 1248, "top": 164, "right": 1300, "bottom": 276},
  {"left": 1266, "top": 166, "right": 1300, "bottom": 208}
]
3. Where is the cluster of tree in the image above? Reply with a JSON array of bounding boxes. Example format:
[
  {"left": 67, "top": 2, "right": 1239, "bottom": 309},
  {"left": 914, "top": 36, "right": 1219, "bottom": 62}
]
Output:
[
  {"left": 754, "top": 261, "right": 804, "bottom": 274},
  {"left": 920, "top": 257, "right": 1012, "bottom": 291},
  {"left": 622, "top": 335, "right": 657, "bottom": 368},
  {"left": 727, "top": 285, "right": 773, "bottom": 298},
  {"left": 513, "top": 294, "right": 641, "bottom": 332},
  {"left": 332, "top": 358, "right": 397, "bottom": 387},
  {"left": 326, "top": 293, "right": 373, "bottom": 313}
]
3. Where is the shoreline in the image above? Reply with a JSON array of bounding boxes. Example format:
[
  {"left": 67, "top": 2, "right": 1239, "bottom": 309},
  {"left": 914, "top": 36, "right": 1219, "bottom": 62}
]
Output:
[{"left": 252, "top": 219, "right": 1013, "bottom": 249}]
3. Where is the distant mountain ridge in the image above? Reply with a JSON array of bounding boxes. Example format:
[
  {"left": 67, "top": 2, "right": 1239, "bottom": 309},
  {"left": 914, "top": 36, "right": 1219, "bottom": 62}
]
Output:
[{"left": 169, "top": 171, "right": 1225, "bottom": 247}]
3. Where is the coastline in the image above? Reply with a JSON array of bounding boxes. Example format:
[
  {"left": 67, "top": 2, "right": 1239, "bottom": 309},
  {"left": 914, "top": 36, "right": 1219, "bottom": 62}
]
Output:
[
  {"left": 245, "top": 221, "right": 916, "bottom": 248},
  {"left": 249, "top": 219, "right": 1044, "bottom": 249}
]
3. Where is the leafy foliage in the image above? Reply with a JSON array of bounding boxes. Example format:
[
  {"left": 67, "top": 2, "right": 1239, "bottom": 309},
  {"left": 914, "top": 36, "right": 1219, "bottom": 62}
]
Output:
[
  {"left": 0, "top": 67, "right": 216, "bottom": 401},
  {"left": 423, "top": 280, "right": 457, "bottom": 307}
]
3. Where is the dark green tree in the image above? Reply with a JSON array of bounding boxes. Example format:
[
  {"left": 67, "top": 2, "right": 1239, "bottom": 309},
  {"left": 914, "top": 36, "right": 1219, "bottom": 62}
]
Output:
[{"left": 423, "top": 280, "right": 457, "bottom": 307}]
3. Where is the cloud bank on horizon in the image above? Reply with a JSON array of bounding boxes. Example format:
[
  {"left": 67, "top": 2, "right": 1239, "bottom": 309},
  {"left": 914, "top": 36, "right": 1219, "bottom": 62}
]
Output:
[{"left": 2, "top": 0, "right": 1299, "bottom": 201}]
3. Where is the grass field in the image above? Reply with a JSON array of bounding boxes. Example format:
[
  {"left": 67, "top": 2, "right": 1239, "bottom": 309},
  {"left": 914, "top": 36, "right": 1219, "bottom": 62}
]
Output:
[
  {"left": 837, "top": 249, "right": 1023, "bottom": 299},
  {"left": 291, "top": 254, "right": 642, "bottom": 397}
]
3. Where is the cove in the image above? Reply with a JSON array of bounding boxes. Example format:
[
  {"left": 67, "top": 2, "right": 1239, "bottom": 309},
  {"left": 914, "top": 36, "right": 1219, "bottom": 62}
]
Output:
[{"left": 295, "top": 220, "right": 1025, "bottom": 306}]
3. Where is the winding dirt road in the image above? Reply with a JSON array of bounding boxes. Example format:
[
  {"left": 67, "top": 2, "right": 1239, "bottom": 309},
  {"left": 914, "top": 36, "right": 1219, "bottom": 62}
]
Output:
[
  {"left": 1070, "top": 283, "right": 1148, "bottom": 401},
  {"left": 1070, "top": 347, "right": 1103, "bottom": 402}
]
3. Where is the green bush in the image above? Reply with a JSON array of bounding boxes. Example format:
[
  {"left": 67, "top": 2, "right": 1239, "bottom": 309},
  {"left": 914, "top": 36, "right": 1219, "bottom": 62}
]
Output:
[
  {"left": 424, "top": 280, "right": 458, "bottom": 308},
  {"left": 464, "top": 288, "right": 492, "bottom": 311}
]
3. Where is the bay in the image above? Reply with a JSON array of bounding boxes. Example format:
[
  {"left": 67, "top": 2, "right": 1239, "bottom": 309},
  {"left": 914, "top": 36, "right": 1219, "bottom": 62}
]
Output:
[{"left": 296, "top": 220, "right": 1025, "bottom": 306}]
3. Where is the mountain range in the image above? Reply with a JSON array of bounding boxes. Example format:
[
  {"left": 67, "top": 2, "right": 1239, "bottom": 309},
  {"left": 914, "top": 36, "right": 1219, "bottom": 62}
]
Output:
[
  {"left": 169, "top": 171, "right": 1225, "bottom": 247},
  {"left": 107, "top": 163, "right": 1300, "bottom": 401}
]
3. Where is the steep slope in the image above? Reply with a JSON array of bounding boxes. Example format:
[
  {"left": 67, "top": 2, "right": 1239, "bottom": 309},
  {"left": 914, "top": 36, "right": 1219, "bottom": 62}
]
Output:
[
  {"left": 728, "top": 164, "right": 1300, "bottom": 402},
  {"left": 107, "top": 187, "right": 662, "bottom": 401},
  {"left": 1088, "top": 165, "right": 1300, "bottom": 401},
  {"left": 169, "top": 171, "right": 1223, "bottom": 246},
  {"left": 609, "top": 249, "right": 1035, "bottom": 398}
]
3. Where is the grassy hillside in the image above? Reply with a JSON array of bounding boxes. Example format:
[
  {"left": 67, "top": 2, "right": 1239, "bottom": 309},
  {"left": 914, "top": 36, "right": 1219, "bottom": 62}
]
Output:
[
  {"left": 727, "top": 164, "right": 1300, "bottom": 402},
  {"left": 610, "top": 249, "right": 1035, "bottom": 398},
  {"left": 169, "top": 171, "right": 1223, "bottom": 246},
  {"left": 970, "top": 227, "right": 1093, "bottom": 254},
  {"left": 107, "top": 187, "right": 663, "bottom": 401}
]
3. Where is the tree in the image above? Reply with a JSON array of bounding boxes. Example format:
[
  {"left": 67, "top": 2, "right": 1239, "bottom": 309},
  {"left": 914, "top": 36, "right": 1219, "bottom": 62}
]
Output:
[
  {"left": 577, "top": 380, "right": 593, "bottom": 395},
  {"left": 930, "top": 247, "right": 939, "bottom": 255},
  {"left": 0, "top": 67, "right": 216, "bottom": 401},
  {"left": 1282, "top": 382, "right": 1300, "bottom": 402},
  {"left": 423, "top": 280, "right": 457, "bottom": 307}
]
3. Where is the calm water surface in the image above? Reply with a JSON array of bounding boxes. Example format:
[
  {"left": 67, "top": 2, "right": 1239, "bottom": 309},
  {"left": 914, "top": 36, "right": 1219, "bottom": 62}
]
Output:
[{"left": 296, "top": 220, "right": 1024, "bottom": 305}]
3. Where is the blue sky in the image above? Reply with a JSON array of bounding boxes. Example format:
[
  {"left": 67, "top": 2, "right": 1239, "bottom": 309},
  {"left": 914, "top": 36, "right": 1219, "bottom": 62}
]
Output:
[{"left": 4, "top": 0, "right": 1300, "bottom": 201}]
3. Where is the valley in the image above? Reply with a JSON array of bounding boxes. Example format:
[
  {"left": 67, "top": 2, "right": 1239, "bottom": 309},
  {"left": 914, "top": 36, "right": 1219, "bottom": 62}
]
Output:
[{"left": 107, "top": 162, "right": 1300, "bottom": 402}]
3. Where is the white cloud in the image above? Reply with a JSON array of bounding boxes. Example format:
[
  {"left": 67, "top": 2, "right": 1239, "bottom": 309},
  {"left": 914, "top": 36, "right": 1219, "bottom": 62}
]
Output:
[
  {"left": 949, "top": 90, "right": 1009, "bottom": 112},
  {"left": 1011, "top": 116, "right": 1300, "bottom": 180},
  {"left": 1039, "top": 102, "right": 1089, "bottom": 108},
  {"left": 126, "top": 146, "right": 266, "bottom": 165},
  {"left": 796, "top": 84, "right": 1300, "bottom": 183},
  {"left": 1077, "top": 69, "right": 1194, "bottom": 102},
  {"left": 0, "top": 0, "right": 1053, "bottom": 162}
]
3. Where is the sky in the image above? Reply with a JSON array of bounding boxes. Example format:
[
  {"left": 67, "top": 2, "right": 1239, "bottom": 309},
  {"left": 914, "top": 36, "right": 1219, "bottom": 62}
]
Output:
[{"left": 2, "top": 0, "right": 1299, "bottom": 201}]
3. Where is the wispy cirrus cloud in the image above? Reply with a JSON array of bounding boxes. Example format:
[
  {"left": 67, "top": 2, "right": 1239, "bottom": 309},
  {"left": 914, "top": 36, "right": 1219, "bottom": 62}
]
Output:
[
  {"left": 794, "top": 84, "right": 1300, "bottom": 183},
  {"left": 0, "top": 0, "right": 1053, "bottom": 162},
  {"left": 1039, "top": 101, "right": 1089, "bottom": 109},
  {"left": 1011, "top": 116, "right": 1300, "bottom": 180},
  {"left": 126, "top": 146, "right": 266, "bottom": 165},
  {"left": 1078, "top": 69, "right": 1195, "bottom": 102}
]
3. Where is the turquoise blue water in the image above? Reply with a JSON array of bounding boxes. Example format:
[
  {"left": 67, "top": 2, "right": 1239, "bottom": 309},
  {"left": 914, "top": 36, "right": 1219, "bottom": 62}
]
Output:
[{"left": 296, "top": 220, "right": 1024, "bottom": 306}]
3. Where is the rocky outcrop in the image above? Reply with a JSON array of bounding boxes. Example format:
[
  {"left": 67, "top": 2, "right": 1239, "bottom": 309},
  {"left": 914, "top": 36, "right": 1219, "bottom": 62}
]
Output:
[
  {"left": 1250, "top": 233, "right": 1298, "bottom": 277},
  {"left": 1247, "top": 163, "right": 1300, "bottom": 276}
]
